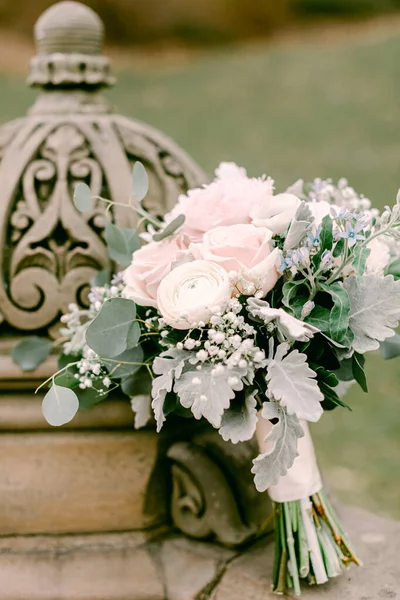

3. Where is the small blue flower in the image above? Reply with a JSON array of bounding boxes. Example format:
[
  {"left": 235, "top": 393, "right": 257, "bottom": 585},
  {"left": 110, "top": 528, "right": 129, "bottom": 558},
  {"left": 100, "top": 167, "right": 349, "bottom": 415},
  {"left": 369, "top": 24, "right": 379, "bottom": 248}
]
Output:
[
  {"left": 307, "top": 226, "right": 321, "bottom": 247},
  {"left": 336, "top": 221, "right": 365, "bottom": 247},
  {"left": 278, "top": 254, "right": 289, "bottom": 273},
  {"left": 321, "top": 249, "right": 333, "bottom": 265}
]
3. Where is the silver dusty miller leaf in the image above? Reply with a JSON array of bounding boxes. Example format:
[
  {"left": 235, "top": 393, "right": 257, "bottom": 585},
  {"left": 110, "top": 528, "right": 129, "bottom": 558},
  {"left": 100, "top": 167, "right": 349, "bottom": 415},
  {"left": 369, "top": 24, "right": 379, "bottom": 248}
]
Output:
[
  {"left": 151, "top": 348, "right": 190, "bottom": 432},
  {"left": 284, "top": 201, "right": 314, "bottom": 251},
  {"left": 343, "top": 274, "right": 400, "bottom": 353},
  {"left": 131, "top": 394, "right": 152, "bottom": 429},
  {"left": 174, "top": 364, "right": 245, "bottom": 428},
  {"left": 219, "top": 390, "right": 258, "bottom": 444},
  {"left": 266, "top": 343, "right": 323, "bottom": 422},
  {"left": 251, "top": 402, "right": 304, "bottom": 492}
]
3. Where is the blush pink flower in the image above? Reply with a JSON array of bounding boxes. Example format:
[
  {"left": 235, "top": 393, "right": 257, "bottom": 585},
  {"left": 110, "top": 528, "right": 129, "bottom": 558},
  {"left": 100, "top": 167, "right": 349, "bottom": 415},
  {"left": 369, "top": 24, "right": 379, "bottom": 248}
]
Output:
[
  {"left": 190, "top": 224, "right": 281, "bottom": 296},
  {"left": 123, "top": 235, "right": 189, "bottom": 308},
  {"left": 166, "top": 163, "right": 274, "bottom": 242}
]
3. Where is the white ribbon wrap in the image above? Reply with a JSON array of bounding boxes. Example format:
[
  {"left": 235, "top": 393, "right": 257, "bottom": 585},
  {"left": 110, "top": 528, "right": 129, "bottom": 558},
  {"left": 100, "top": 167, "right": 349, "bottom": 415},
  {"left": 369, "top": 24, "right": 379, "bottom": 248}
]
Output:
[{"left": 255, "top": 418, "right": 322, "bottom": 503}]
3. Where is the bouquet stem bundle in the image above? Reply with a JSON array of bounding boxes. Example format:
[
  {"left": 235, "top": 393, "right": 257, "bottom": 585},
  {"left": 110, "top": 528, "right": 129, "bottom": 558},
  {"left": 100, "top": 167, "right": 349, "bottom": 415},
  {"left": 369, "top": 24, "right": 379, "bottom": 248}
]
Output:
[{"left": 272, "top": 491, "right": 361, "bottom": 596}]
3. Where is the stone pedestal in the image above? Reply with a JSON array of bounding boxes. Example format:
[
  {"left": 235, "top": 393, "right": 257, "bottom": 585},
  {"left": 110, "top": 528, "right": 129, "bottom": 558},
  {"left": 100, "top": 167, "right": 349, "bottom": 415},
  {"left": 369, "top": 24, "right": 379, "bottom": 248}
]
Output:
[{"left": 1, "top": 506, "right": 399, "bottom": 599}]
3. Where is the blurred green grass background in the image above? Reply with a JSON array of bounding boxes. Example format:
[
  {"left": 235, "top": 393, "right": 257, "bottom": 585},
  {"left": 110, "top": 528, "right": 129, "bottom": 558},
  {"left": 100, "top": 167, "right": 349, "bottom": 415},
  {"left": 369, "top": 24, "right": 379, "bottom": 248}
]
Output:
[{"left": 1, "top": 27, "right": 399, "bottom": 518}]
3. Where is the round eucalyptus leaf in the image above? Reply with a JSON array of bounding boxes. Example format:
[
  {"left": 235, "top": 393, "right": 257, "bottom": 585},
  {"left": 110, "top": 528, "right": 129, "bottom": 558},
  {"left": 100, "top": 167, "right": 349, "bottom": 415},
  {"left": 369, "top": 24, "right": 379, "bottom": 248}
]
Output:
[
  {"left": 126, "top": 320, "right": 141, "bottom": 349},
  {"left": 42, "top": 384, "right": 79, "bottom": 426},
  {"left": 73, "top": 183, "right": 93, "bottom": 212},
  {"left": 104, "top": 345, "right": 144, "bottom": 378},
  {"left": 153, "top": 214, "right": 185, "bottom": 242},
  {"left": 105, "top": 222, "right": 140, "bottom": 266},
  {"left": 11, "top": 336, "right": 53, "bottom": 371},
  {"left": 380, "top": 333, "right": 400, "bottom": 360},
  {"left": 91, "top": 269, "right": 112, "bottom": 287},
  {"left": 85, "top": 297, "right": 137, "bottom": 358},
  {"left": 132, "top": 161, "right": 149, "bottom": 202}
]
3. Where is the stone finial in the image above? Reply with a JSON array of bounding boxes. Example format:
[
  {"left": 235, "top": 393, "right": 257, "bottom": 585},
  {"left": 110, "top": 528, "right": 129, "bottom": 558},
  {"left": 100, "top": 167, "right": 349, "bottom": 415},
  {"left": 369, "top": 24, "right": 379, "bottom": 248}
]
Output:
[{"left": 28, "top": 0, "right": 115, "bottom": 88}]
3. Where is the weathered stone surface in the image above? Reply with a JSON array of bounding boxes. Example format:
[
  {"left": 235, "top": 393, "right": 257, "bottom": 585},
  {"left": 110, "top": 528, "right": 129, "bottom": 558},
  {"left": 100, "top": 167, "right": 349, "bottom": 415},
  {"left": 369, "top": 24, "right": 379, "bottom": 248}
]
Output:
[
  {"left": 0, "top": 430, "right": 161, "bottom": 535},
  {"left": 0, "top": 531, "right": 164, "bottom": 600},
  {"left": 213, "top": 505, "right": 400, "bottom": 599},
  {"left": 0, "top": 393, "right": 135, "bottom": 430},
  {"left": 158, "top": 536, "right": 235, "bottom": 600}
]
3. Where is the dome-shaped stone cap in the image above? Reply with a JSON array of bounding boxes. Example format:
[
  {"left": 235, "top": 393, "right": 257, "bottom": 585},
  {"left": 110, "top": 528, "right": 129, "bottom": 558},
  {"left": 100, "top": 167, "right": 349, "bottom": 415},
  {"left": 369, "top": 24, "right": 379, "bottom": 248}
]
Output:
[{"left": 35, "top": 1, "right": 104, "bottom": 56}]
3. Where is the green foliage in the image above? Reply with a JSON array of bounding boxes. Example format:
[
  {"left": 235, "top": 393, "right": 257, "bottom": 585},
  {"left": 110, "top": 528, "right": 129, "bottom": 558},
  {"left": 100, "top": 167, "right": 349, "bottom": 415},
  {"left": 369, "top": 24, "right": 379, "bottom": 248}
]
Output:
[
  {"left": 352, "top": 352, "right": 368, "bottom": 393},
  {"left": 386, "top": 257, "right": 400, "bottom": 280},
  {"left": 91, "top": 269, "right": 112, "bottom": 287},
  {"left": 152, "top": 214, "right": 186, "bottom": 241},
  {"left": 132, "top": 161, "right": 149, "bottom": 202},
  {"left": 78, "top": 385, "right": 109, "bottom": 410},
  {"left": 319, "top": 282, "right": 350, "bottom": 344},
  {"left": 121, "top": 366, "right": 153, "bottom": 397},
  {"left": 85, "top": 298, "right": 139, "bottom": 358},
  {"left": 104, "top": 345, "right": 144, "bottom": 378},
  {"left": 105, "top": 222, "right": 140, "bottom": 267},
  {"left": 73, "top": 183, "right": 92, "bottom": 212},
  {"left": 313, "top": 215, "right": 333, "bottom": 269},
  {"left": 42, "top": 384, "right": 79, "bottom": 426},
  {"left": 12, "top": 336, "right": 53, "bottom": 371},
  {"left": 282, "top": 280, "right": 309, "bottom": 318},
  {"left": 352, "top": 245, "right": 371, "bottom": 276}
]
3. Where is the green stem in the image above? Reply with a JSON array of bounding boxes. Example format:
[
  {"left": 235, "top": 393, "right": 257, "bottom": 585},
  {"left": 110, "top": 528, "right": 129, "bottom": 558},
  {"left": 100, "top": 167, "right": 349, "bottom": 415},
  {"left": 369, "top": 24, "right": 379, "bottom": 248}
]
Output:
[
  {"left": 283, "top": 503, "right": 302, "bottom": 596},
  {"left": 35, "top": 362, "right": 79, "bottom": 393}
]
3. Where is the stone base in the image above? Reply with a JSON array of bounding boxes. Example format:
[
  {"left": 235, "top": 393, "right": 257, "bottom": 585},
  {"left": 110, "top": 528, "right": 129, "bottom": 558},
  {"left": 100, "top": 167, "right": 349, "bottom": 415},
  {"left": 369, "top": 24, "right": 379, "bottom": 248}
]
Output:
[{"left": 1, "top": 506, "right": 399, "bottom": 599}]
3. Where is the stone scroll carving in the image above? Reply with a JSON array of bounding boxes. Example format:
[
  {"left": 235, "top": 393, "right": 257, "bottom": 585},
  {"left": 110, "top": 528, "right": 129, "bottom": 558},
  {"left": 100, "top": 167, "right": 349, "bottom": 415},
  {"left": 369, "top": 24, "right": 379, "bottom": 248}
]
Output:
[
  {"left": 167, "top": 432, "right": 272, "bottom": 548},
  {"left": 0, "top": 115, "right": 206, "bottom": 336}
]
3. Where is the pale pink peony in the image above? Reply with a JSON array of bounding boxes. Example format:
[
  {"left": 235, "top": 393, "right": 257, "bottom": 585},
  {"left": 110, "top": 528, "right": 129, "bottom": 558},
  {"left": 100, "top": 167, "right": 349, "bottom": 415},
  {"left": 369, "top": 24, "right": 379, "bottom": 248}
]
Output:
[
  {"left": 190, "top": 224, "right": 281, "bottom": 296},
  {"left": 123, "top": 235, "right": 189, "bottom": 308},
  {"left": 166, "top": 163, "right": 275, "bottom": 242},
  {"left": 250, "top": 193, "right": 301, "bottom": 235}
]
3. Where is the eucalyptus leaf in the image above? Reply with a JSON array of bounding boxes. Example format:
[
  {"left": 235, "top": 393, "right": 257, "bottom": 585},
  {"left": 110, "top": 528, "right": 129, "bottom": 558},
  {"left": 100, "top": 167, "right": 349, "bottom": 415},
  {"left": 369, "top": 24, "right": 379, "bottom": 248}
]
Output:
[
  {"left": 104, "top": 345, "right": 144, "bottom": 378},
  {"left": 219, "top": 390, "right": 258, "bottom": 444},
  {"left": 74, "top": 183, "right": 93, "bottom": 212},
  {"left": 91, "top": 269, "right": 112, "bottom": 287},
  {"left": 251, "top": 402, "right": 304, "bottom": 492},
  {"left": 121, "top": 366, "right": 152, "bottom": 397},
  {"left": 132, "top": 161, "right": 149, "bottom": 202},
  {"left": 266, "top": 343, "right": 323, "bottom": 422},
  {"left": 85, "top": 298, "right": 138, "bottom": 358},
  {"left": 152, "top": 214, "right": 185, "bottom": 242},
  {"left": 126, "top": 320, "right": 141, "bottom": 349},
  {"left": 343, "top": 275, "right": 400, "bottom": 353},
  {"left": 105, "top": 222, "right": 140, "bottom": 266},
  {"left": 12, "top": 336, "right": 53, "bottom": 371},
  {"left": 380, "top": 333, "right": 400, "bottom": 359},
  {"left": 42, "top": 384, "right": 79, "bottom": 426}
]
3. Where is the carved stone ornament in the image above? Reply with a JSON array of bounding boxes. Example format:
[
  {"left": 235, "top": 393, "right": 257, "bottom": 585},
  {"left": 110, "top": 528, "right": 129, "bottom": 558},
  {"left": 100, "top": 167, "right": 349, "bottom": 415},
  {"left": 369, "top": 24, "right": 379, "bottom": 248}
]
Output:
[{"left": 0, "top": 0, "right": 206, "bottom": 341}]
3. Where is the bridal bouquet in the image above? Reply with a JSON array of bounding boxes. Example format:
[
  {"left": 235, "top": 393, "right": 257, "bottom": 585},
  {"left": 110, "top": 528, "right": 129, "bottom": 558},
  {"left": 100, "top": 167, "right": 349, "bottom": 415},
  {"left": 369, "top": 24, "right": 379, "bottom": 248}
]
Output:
[{"left": 13, "top": 163, "right": 400, "bottom": 595}]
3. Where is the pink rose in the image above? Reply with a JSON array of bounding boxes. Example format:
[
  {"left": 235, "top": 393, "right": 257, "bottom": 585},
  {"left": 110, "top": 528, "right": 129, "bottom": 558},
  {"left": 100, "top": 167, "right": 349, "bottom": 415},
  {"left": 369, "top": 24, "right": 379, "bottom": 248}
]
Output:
[
  {"left": 190, "top": 224, "right": 281, "bottom": 296},
  {"left": 166, "top": 163, "right": 274, "bottom": 242},
  {"left": 123, "top": 235, "right": 189, "bottom": 307}
]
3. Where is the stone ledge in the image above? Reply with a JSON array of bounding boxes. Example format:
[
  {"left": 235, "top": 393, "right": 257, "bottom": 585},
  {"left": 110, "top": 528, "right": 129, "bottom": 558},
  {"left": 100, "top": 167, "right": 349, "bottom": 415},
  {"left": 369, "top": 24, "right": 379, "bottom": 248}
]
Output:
[
  {"left": 213, "top": 505, "right": 400, "bottom": 599},
  {"left": 0, "top": 430, "right": 161, "bottom": 535},
  {"left": 0, "top": 506, "right": 398, "bottom": 599}
]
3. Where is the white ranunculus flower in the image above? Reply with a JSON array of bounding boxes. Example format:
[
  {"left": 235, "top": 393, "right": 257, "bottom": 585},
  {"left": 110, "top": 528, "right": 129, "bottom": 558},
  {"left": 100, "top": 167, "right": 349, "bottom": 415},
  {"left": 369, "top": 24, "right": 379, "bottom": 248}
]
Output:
[
  {"left": 250, "top": 193, "right": 301, "bottom": 235},
  {"left": 157, "top": 260, "right": 232, "bottom": 330},
  {"left": 365, "top": 237, "right": 391, "bottom": 276}
]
